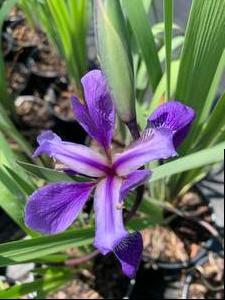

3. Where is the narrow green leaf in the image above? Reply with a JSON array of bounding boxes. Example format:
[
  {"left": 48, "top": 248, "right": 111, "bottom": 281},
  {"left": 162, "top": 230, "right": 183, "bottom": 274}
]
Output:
[
  {"left": 0, "top": 104, "right": 33, "bottom": 156},
  {"left": 217, "top": 127, "right": 225, "bottom": 144},
  {"left": 139, "top": 198, "right": 163, "bottom": 224},
  {"left": 182, "top": 49, "right": 225, "bottom": 154},
  {"left": 163, "top": 0, "right": 173, "bottom": 100},
  {"left": 0, "top": 177, "right": 37, "bottom": 237},
  {"left": 175, "top": 0, "right": 225, "bottom": 113},
  {"left": 17, "top": 161, "right": 89, "bottom": 183},
  {"left": 0, "top": 132, "right": 35, "bottom": 188},
  {"left": 68, "top": 0, "right": 88, "bottom": 74},
  {"left": 175, "top": 167, "right": 211, "bottom": 197},
  {"left": 0, "top": 228, "right": 94, "bottom": 267},
  {"left": 0, "top": 167, "right": 25, "bottom": 200},
  {"left": 0, "top": 183, "right": 25, "bottom": 230},
  {"left": 0, "top": 212, "right": 163, "bottom": 268},
  {"left": 4, "top": 166, "right": 35, "bottom": 195},
  {"left": 150, "top": 142, "right": 225, "bottom": 182},
  {"left": 199, "top": 49, "right": 225, "bottom": 123},
  {"left": 0, "top": 131, "right": 17, "bottom": 165},
  {"left": 158, "top": 36, "right": 184, "bottom": 63},
  {"left": 136, "top": 101, "right": 148, "bottom": 130},
  {"left": 0, "top": 270, "right": 72, "bottom": 299},
  {"left": 122, "top": 0, "right": 162, "bottom": 91},
  {"left": 195, "top": 93, "right": 225, "bottom": 149},
  {"left": 142, "top": 0, "right": 152, "bottom": 13},
  {"left": 0, "top": 133, "right": 37, "bottom": 235},
  {"left": 148, "top": 60, "right": 180, "bottom": 114},
  {"left": 152, "top": 22, "right": 181, "bottom": 36},
  {"left": 0, "top": 173, "right": 38, "bottom": 237}
]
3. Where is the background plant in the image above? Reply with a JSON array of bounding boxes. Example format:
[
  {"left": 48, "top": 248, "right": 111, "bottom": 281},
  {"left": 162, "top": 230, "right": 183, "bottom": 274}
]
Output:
[{"left": 20, "top": 0, "right": 90, "bottom": 92}]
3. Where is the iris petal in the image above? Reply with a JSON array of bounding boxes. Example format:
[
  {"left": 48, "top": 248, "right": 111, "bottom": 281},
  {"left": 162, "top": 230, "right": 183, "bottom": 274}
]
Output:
[
  {"left": 148, "top": 101, "right": 196, "bottom": 148},
  {"left": 113, "top": 232, "right": 143, "bottom": 278},
  {"left": 113, "top": 128, "right": 177, "bottom": 176},
  {"left": 34, "top": 130, "right": 110, "bottom": 177},
  {"left": 25, "top": 182, "right": 95, "bottom": 234},
  {"left": 120, "top": 169, "right": 152, "bottom": 202},
  {"left": 94, "top": 176, "right": 127, "bottom": 255},
  {"left": 72, "top": 70, "right": 115, "bottom": 150}
]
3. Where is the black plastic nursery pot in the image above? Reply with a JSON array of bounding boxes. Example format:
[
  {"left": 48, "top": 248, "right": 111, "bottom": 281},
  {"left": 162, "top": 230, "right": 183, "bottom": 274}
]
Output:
[
  {"left": 51, "top": 114, "right": 87, "bottom": 145},
  {"left": 3, "top": 23, "right": 40, "bottom": 64},
  {"left": 19, "top": 48, "right": 66, "bottom": 97},
  {"left": 4, "top": 10, "right": 24, "bottom": 30},
  {"left": 128, "top": 176, "right": 224, "bottom": 299},
  {"left": 127, "top": 237, "right": 222, "bottom": 299},
  {"left": 92, "top": 248, "right": 210, "bottom": 299},
  {"left": 2, "top": 32, "right": 14, "bottom": 58},
  {"left": 28, "top": 47, "right": 65, "bottom": 79},
  {"left": 6, "top": 62, "right": 31, "bottom": 95},
  {"left": 0, "top": 208, "right": 25, "bottom": 284},
  {"left": 0, "top": 209, "right": 24, "bottom": 244}
]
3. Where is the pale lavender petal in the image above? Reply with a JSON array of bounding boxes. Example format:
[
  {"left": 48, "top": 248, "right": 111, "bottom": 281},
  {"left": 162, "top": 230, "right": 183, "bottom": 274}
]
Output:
[
  {"left": 113, "top": 128, "right": 177, "bottom": 176},
  {"left": 33, "top": 130, "right": 110, "bottom": 177},
  {"left": 148, "top": 101, "right": 196, "bottom": 148},
  {"left": 25, "top": 182, "right": 95, "bottom": 234},
  {"left": 113, "top": 232, "right": 143, "bottom": 278},
  {"left": 72, "top": 70, "right": 115, "bottom": 150},
  {"left": 120, "top": 170, "right": 152, "bottom": 202},
  {"left": 93, "top": 176, "right": 127, "bottom": 255}
]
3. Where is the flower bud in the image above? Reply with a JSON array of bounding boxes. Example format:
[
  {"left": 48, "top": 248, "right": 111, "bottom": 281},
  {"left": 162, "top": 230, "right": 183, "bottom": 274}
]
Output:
[{"left": 94, "top": 0, "right": 136, "bottom": 124}]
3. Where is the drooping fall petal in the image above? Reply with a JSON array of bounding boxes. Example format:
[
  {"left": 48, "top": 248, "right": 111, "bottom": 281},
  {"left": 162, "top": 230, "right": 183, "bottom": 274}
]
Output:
[
  {"left": 148, "top": 101, "right": 196, "bottom": 148},
  {"left": 113, "top": 232, "right": 143, "bottom": 278},
  {"left": 33, "top": 130, "right": 111, "bottom": 177},
  {"left": 113, "top": 128, "right": 177, "bottom": 176},
  {"left": 93, "top": 176, "right": 127, "bottom": 255},
  {"left": 72, "top": 70, "right": 115, "bottom": 150},
  {"left": 25, "top": 182, "right": 95, "bottom": 234}
]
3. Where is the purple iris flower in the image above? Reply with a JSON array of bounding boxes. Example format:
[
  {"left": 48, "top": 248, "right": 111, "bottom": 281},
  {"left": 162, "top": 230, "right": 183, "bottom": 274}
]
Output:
[{"left": 25, "top": 70, "right": 195, "bottom": 278}]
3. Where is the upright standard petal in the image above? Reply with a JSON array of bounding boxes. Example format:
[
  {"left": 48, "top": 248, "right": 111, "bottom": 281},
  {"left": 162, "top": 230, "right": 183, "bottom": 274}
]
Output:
[
  {"left": 148, "top": 101, "right": 196, "bottom": 148},
  {"left": 72, "top": 70, "right": 115, "bottom": 150},
  {"left": 25, "top": 182, "right": 95, "bottom": 234},
  {"left": 93, "top": 176, "right": 127, "bottom": 255},
  {"left": 113, "top": 128, "right": 177, "bottom": 176},
  {"left": 33, "top": 131, "right": 110, "bottom": 177},
  {"left": 120, "top": 170, "right": 152, "bottom": 202},
  {"left": 113, "top": 232, "right": 143, "bottom": 278}
]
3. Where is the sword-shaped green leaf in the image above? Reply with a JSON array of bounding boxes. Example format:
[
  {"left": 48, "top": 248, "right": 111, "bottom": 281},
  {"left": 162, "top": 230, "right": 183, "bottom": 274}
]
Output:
[
  {"left": 175, "top": 0, "right": 225, "bottom": 114},
  {"left": 122, "top": 0, "right": 162, "bottom": 91},
  {"left": 150, "top": 142, "right": 225, "bottom": 182}
]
